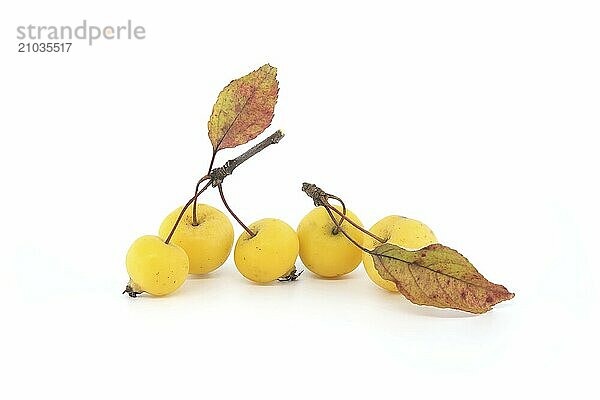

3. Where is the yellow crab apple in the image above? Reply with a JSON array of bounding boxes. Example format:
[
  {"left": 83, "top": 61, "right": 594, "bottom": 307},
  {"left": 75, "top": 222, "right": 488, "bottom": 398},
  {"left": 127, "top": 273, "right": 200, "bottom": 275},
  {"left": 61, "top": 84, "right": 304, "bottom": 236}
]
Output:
[
  {"left": 363, "top": 216, "right": 437, "bottom": 291},
  {"left": 234, "top": 218, "right": 299, "bottom": 283},
  {"left": 159, "top": 204, "right": 234, "bottom": 274},
  {"left": 125, "top": 235, "right": 189, "bottom": 296},
  {"left": 297, "top": 206, "right": 364, "bottom": 278}
]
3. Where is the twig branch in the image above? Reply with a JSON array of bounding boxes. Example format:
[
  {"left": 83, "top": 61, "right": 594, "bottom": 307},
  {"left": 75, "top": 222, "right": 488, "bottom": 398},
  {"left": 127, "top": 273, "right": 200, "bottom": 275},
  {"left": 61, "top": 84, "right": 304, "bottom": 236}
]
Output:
[
  {"left": 210, "top": 130, "right": 284, "bottom": 186},
  {"left": 193, "top": 130, "right": 285, "bottom": 224}
]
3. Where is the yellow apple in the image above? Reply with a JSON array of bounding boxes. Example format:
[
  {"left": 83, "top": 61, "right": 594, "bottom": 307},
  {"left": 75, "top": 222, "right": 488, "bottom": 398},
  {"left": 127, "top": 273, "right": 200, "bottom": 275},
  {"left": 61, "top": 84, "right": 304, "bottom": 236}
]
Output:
[
  {"left": 234, "top": 218, "right": 299, "bottom": 283},
  {"left": 297, "top": 205, "right": 364, "bottom": 278},
  {"left": 159, "top": 203, "right": 234, "bottom": 274},
  {"left": 125, "top": 235, "right": 189, "bottom": 296},
  {"left": 363, "top": 216, "right": 437, "bottom": 291}
]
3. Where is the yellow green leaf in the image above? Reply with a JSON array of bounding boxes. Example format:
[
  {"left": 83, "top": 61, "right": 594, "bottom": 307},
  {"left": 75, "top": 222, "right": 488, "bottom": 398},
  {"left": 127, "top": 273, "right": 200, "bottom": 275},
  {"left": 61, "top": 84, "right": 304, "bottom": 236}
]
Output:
[
  {"left": 371, "top": 243, "right": 514, "bottom": 314},
  {"left": 208, "top": 64, "right": 279, "bottom": 152}
]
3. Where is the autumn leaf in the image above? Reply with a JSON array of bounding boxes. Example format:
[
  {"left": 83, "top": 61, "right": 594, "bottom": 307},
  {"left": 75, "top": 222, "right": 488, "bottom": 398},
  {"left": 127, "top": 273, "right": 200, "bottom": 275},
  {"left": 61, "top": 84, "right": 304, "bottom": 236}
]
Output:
[
  {"left": 371, "top": 243, "right": 514, "bottom": 314},
  {"left": 207, "top": 64, "right": 279, "bottom": 152}
]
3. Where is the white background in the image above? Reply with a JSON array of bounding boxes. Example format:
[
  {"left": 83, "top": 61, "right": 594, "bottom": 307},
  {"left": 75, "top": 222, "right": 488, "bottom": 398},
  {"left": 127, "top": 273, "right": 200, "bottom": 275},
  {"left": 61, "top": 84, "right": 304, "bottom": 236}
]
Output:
[{"left": 1, "top": 1, "right": 598, "bottom": 398}]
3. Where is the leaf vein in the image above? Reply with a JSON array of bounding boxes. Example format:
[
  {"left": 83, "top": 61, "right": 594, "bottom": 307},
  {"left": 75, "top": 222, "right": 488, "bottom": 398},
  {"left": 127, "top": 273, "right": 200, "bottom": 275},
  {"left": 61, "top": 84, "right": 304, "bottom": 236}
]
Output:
[
  {"left": 376, "top": 250, "right": 494, "bottom": 291},
  {"left": 214, "top": 67, "right": 272, "bottom": 151}
]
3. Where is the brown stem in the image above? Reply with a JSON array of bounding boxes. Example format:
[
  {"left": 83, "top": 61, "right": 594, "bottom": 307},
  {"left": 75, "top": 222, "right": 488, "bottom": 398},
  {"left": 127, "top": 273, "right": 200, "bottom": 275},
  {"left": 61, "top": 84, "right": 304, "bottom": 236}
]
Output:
[
  {"left": 207, "top": 151, "right": 217, "bottom": 173},
  {"left": 209, "top": 130, "right": 284, "bottom": 187},
  {"left": 218, "top": 184, "right": 255, "bottom": 237},
  {"left": 169, "top": 130, "right": 284, "bottom": 243},
  {"left": 322, "top": 203, "right": 373, "bottom": 254},
  {"left": 326, "top": 194, "right": 347, "bottom": 234},
  {"left": 194, "top": 131, "right": 285, "bottom": 224},
  {"left": 165, "top": 180, "right": 212, "bottom": 244},
  {"left": 301, "top": 182, "right": 387, "bottom": 245},
  {"left": 192, "top": 175, "right": 211, "bottom": 226},
  {"left": 327, "top": 203, "right": 387, "bottom": 244}
]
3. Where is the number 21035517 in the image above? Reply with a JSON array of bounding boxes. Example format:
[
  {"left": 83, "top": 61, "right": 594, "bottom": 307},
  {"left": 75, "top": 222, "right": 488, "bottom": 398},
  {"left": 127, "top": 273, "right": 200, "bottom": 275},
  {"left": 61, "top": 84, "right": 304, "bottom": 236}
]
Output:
[{"left": 18, "top": 42, "right": 72, "bottom": 53}]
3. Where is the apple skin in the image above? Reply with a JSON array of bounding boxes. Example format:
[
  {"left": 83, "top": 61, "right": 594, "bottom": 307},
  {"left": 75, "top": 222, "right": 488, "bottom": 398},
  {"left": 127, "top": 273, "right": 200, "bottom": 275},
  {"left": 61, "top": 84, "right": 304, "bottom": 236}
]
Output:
[
  {"left": 297, "top": 206, "right": 364, "bottom": 278},
  {"left": 126, "top": 235, "right": 189, "bottom": 296},
  {"left": 159, "top": 204, "right": 234, "bottom": 274},
  {"left": 234, "top": 218, "right": 299, "bottom": 283},
  {"left": 362, "top": 216, "right": 437, "bottom": 291}
]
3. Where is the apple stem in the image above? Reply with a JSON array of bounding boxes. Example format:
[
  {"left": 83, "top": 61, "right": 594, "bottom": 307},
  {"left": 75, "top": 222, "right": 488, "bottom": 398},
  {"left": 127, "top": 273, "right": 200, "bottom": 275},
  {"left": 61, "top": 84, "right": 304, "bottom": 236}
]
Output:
[
  {"left": 192, "top": 176, "right": 209, "bottom": 226},
  {"left": 322, "top": 204, "right": 373, "bottom": 254},
  {"left": 192, "top": 130, "right": 285, "bottom": 226},
  {"left": 301, "top": 182, "right": 387, "bottom": 245},
  {"left": 168, "top": 130, "right": 285, "bottom": 244},
  {"left": 324, "top": 193, "right": 347, "bottom": 234},
  {"left": 328, "top": 204, "right": 386, "bottom": 244},
  {"left": 194, "top": 151, "right": 218, "bottom": 225},
  {"left": 165, "top": 178, "right": 212, "bottom": 244},
  {"left": 217, "top": 183, "right": 256, "bottom": 237}
]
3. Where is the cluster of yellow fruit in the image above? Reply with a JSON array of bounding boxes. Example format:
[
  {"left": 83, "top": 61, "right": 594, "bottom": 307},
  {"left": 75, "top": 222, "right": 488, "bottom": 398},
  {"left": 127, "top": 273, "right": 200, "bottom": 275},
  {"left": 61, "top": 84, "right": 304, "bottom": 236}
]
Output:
[{"left": 125, "top": 202, "right": 436, "bottom": 296}]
